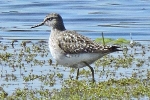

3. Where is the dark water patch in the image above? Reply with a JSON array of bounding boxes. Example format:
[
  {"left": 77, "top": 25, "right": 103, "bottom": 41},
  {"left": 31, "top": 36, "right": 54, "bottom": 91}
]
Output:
[
  {"left": 1, "top": 2, "right": 54, "bottom": 8},
  {"left": 88, "top": 11, "right": 109, "bottom": 14},
  {"left": 0, "top": 12, "right": 45, "bottom": 16},
  {"left": 4, "top": 29, "right": 36, "bottom": 32},
  {"left": 7, "top": 39, "right": 47, "bottom": 41},
  {"left": 1, "top": 11, "right": 19, "bottom": 13}
]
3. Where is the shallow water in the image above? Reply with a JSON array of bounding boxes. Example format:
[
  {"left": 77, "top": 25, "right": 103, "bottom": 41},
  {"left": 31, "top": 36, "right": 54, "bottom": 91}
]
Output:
[
  {"left": 0, "top": 0, "right": 150, "bottom": 99},
  {"left": 0, "top": 0, "right": 150, "bottom": 40}
]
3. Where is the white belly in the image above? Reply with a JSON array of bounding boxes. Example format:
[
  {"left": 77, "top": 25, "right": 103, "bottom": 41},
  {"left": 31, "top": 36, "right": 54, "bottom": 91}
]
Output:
[{"left": 57, "top": 53, "right": 105, "bottom": 68}]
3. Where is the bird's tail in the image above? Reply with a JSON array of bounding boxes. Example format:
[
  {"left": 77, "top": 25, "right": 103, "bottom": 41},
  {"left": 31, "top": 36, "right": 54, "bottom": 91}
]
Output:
[{"left": 107, "top": 45, "right": 122, "bottom": 52}]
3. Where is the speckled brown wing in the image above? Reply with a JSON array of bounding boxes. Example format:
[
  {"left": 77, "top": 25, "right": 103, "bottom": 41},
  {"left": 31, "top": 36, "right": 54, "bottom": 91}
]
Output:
[{"left": 58, "top": 30, "right": 120, "bottom": 54}]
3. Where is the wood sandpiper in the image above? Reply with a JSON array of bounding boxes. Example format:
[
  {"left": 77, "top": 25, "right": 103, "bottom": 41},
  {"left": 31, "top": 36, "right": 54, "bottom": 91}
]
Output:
[{"left": 31, "top": 13, "right": 122, "bottom": 82}]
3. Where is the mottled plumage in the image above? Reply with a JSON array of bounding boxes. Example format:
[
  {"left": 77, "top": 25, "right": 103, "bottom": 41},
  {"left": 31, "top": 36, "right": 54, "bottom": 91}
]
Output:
[
  {"left": 31, "top": 13, "right": 122, "bottom": 82},
  {"left": 55, "top": 30, "right": 120, "bottom": 54}
]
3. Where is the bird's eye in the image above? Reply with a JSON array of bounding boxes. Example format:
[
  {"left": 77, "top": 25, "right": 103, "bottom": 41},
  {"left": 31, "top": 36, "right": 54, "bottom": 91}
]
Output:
[{"left": 47, "top": 17, "right": 53, "bottom": 21}]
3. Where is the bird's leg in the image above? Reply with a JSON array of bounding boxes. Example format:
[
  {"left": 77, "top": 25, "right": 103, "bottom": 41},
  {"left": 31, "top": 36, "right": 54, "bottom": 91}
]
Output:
[
  {"left": 76, "top": 68, "right": 79, "bottom": 80},
  {"left": 83, "top": 62, "right": 95, "bottom": 83}
]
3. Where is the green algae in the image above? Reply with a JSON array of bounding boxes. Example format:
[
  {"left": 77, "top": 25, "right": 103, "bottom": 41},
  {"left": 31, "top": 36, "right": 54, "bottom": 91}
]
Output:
[
  {"left": 48, "top": 78, "right": 150, "bottom": 100},
  {"left": 95, "top": 38, "right": 130, "bottom": 45}
]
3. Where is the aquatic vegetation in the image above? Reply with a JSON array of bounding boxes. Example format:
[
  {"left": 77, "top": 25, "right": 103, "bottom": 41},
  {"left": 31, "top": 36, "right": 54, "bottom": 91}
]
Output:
[
  {"left": 50, "top": 78, "right": 150, "bottom": 99},
  {"left": 95, "top": 38, "right": 114, "bottom": 44},
  {"left": 112, "top": 38, "right": 130, "bottom": 45},
  {"left": 95, "top": 38, "right": 130, "bottom": 45},
  {"left": 0, "top": 38, "right": 149, "bottom": 99},
  {"left": 0, "top": 87, "right": 8, "bottom": 98}
]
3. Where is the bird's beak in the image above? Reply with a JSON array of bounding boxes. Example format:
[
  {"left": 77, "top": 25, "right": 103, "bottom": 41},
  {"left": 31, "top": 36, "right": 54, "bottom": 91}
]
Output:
[{"left": 31, "top": 21, "right": 45, "bottom": 28}]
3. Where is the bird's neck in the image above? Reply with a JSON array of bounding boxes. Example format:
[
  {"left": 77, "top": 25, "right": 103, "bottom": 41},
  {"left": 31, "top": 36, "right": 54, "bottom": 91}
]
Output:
[
  {"left": 52, "top": 23, "right": 66, "bottom": 31},
  {"left": 51, "top": 26, "right": 66, "bottom": 34}
]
